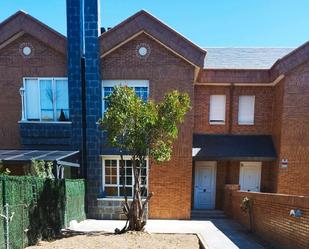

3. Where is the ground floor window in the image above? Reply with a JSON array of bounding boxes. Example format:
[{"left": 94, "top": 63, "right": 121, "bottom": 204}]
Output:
[{"left": 103, "top": 157, "right": 148, "bottom": 198}]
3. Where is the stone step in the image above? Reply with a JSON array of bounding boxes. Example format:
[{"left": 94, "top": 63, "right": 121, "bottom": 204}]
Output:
[{"left": 191, "top": 209, "right": 227, "bottom": 219}]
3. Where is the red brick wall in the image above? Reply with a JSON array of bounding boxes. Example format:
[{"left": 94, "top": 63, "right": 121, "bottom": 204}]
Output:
[
  {"left": 0, "top": 34, "right": 67, "bottom": 149},
  {"left": 101, "top": 33, "right": 195, "bottom": 219},
  {"left": 276, "top": 62, "right": 309, "bottom": 195},
  {"left": 194, "top": 85, "right": 273, "bottom": 134},
  {"left": 194, "top": 85, "right": 230, "bottom": 134},
  {"left": 224, "top": 186, "right": 309, "bottom": 249},
  {"left": 270, "top": 81, "right": 284, "bottom": 192}
]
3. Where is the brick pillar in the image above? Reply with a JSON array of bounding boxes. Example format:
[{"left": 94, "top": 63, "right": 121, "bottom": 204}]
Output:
[
  {"left": 66, "top": 0, "right": 84, "bottom": 170},
  {"left": 84, "top": 0, "right": 102, "bottom": 218}
]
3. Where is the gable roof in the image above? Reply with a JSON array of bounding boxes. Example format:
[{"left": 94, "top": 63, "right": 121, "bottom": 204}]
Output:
[
  {"left": 271, "top": 41, "right": 309, "bottom": 77},
  {"left": 99, "top": 10, "right": 206, "bottom": 68},
  {"left": 204, "top": 47, "right": 294, "bottom": 69},
  {"left": 0, "top": 11, "right": 66, "bottom": 54}
]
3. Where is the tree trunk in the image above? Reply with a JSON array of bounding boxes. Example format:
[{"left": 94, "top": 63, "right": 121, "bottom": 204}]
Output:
[{"left": 117, "top": 156, "right": 152, "bottom": 233}]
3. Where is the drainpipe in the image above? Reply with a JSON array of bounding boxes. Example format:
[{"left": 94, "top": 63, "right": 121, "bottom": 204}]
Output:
[
  {"left": 229, "top": 83, "right": 235, "bottom": 134},
  {"left": 81, "top": 56, "right": 88, "bottom": 180}
]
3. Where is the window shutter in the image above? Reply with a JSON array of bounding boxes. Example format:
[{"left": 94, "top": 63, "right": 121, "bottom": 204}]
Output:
[
  {"left": 25, "top": 79, "right": 40, "bottom": 120},
  {"left": 238, "top": 96, "right": 255, "bottom": 124},
  {"left": 209, "top": 95, "right": 226, "bottom": 123}
]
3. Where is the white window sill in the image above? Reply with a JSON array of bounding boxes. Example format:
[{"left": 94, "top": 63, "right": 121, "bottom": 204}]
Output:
[
  {"left": 19, "top": 120, "right": 72, "bottom": 124},
  {"left": 209, "top": 122, "right": 225, "bottom": 125},
  {"left": 97, "top": 197, "right": 146, "bottom": 201},
  {"left": 238, "top": 123, "right": 254, "bottom": 126}
]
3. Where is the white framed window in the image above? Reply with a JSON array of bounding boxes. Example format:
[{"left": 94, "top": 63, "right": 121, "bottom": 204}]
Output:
[
  {"left": 102, "top": 156, "right": 148, "bottom": 198},
  {"left": 21, "top": 78, "right": 69, "bottom": 122},
  {"left": 209, "top": 95, "right": 226, "bottom": 124},
  {"left": 238, "top": 96, "right": 255, "bottom": 125},
  {"left": 102, "top": 80, "right": 149, "bottom": 113}
]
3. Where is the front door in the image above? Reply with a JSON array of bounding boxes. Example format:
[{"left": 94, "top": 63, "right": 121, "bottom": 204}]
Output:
[
  {"left": 194, "top": 161, "right": 216, "bottom": 209},
  {"left": 239, "top": 162, "right": 262, "bottom": 192}
]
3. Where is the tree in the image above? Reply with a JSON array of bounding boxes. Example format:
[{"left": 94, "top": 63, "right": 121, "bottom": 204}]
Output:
[
  {"left": 98, "top": 86, "right": 190, "bottom": 232},
  {"left": 30, "top": 159, "right": 54, "bottom": 178}
]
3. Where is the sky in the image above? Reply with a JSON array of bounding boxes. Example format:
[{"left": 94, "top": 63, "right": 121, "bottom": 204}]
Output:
[{"left": 1, "top": 0, "right": 309, "bottom": 47}]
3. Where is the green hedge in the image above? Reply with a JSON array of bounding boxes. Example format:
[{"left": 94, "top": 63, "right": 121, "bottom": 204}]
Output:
[
  {"left": 0, "top": 180, "right": 4, "bottom": 249},
  {"left": 0, "top": 176, "right": 86, "bottom": 249}
]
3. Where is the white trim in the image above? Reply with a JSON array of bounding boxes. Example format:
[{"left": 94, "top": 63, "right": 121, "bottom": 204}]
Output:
[
  {"left": 102, "top": 155, "right": 149, "bottom": 198},
  {"left": 195, "top": 74, "right": 285, "bottom": 86},
  {"left": 209, "top": 121, "right": 225, "bottom": 125},
  {"left": 102, "top": 80, "right": 149, "bottom": 115},
  {"left": 102, "top": 80, "right": 149, "bottom": 88},
  {"left": 100, "top": 31, "right": 200, "bottom": 68},
  {"left": 97, "top": 197, "right": 147, "bottom": 201},
  {"left": 18, "top": 121, "right": 72, "bottom": 124},
  {"left": 0, "top": 31, "right": 25, "bottom": 51},
  {"left": 22, "top": 77, "right": 69, "bottom": 122},
  {"left": 239, "top": 162, "right": 262, "bottom": 192},
  {"left": 194, "top": 161, "right": 217, "bottom": 209}
]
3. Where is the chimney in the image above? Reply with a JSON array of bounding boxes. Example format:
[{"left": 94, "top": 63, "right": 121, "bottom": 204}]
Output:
[
  {"left": 83, "top": 0, "right": 102, "bottom": 200},
  {"left": 66, "top": 0, "right": 85, "bottom": 176},
  {"left": 66, "top": 0, "right": 102, "bottom": 205}
]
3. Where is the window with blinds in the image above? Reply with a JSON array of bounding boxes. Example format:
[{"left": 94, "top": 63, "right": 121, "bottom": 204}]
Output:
[
  {"left": 209, "top": 95, "right": 226, "bottom": 124},
  {"left": 238, "top": 95, "right": 255, "bottom": 125}
]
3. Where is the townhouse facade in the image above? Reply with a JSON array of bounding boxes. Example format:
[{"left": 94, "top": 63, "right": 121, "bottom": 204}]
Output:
[{"left": 0, "top": 0, "right": 308, "bottom": 219}]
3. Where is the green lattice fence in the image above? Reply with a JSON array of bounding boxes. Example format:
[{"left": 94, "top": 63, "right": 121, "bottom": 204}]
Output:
[
  {"left": 0, "top": 176, "right": 86, "bottom": 249},
  {"left": 0, "top": 180, "right": 4, "bottom": 249},
  {"left": 64, "top": 179, "right": 86, "bottom": 227}
]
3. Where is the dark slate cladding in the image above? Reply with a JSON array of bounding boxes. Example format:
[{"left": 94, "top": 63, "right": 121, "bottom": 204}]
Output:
[
  {"left": 19, "top": 123, "right": 72, "bottom": 150},
  {"left": 66, "top": 0, "right": 84, "bottom": 152},
  {"left": 193, "top": 134, "right": 277, "bottom": 161},
  {"left": 84, "top": 0, "right": 103, "bottom": 217}
]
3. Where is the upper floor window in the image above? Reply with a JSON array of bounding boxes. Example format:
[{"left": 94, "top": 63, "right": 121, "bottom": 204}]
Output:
[
  {"left": 238, "top": 95, "right": 255, "bottom": 125},
  {"left": 102, "top": 80, "right": 149, "bottom": 113},
  {"left": 209, "top": 95, "right": 226, "bottom": 124},
  {"left": 21, "top": 78, "right": 69, "bottom": 122}
]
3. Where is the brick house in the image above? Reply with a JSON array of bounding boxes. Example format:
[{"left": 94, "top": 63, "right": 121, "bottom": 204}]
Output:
[{"left": 0, "top": 0, "right": 308, "bottom": 220}]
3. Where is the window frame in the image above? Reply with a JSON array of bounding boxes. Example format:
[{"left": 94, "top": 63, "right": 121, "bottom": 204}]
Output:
[
  {"left": 102, "top": 155, "right": 149, "bottom": 199},
  {"left": 22, "top": 77, "right": 69, "bottom": 122},
  {"left": 238, "top": 95, "right": 255, "bottom": 125},
  {"left": 102, "top": 80, "right": 149, "bottom": 114},
  {"left": 209, "top": 94, "right": 226, "bottom": 125}
]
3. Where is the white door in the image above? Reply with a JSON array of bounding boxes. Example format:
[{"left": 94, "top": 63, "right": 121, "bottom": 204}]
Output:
[
  {"left": 239, "top": 162, "right": 262, "bottom": 192},
  {"left": 194, "top": 161, "right": 216, "bottom": 209}
]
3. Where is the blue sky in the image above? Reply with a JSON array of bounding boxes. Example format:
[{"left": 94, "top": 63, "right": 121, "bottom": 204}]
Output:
[{"left": 1, "top": 0, "right": 309, "bottom": 47}]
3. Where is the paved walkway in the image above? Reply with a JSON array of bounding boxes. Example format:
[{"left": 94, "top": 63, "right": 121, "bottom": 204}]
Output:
[{"left": 69, "top": 219, "right": 267, "bottom": 249}]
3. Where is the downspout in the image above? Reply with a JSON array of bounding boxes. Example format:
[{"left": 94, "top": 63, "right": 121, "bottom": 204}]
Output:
[
  {"left": 81, "top": 57, "right": 87, "bottom": 180},
  {"left": 229, "top": 83, "right": 235, "bottom": 134}
]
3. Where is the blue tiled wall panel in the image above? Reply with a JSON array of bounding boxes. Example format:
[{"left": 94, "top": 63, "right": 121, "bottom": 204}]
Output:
[
  {"left": 84, "top": 0, "right": 103, "bottom": 218},
  {"left": 19, "top": 123, "right": 72, "bottom": 150},
  {"left": 67, "top": 0, "right": 84, "bottom": 152}
]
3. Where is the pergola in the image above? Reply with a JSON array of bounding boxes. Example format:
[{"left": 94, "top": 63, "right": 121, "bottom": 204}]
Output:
[{"left": 0, "top": 150, "right": 80, "bottom": 179}]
